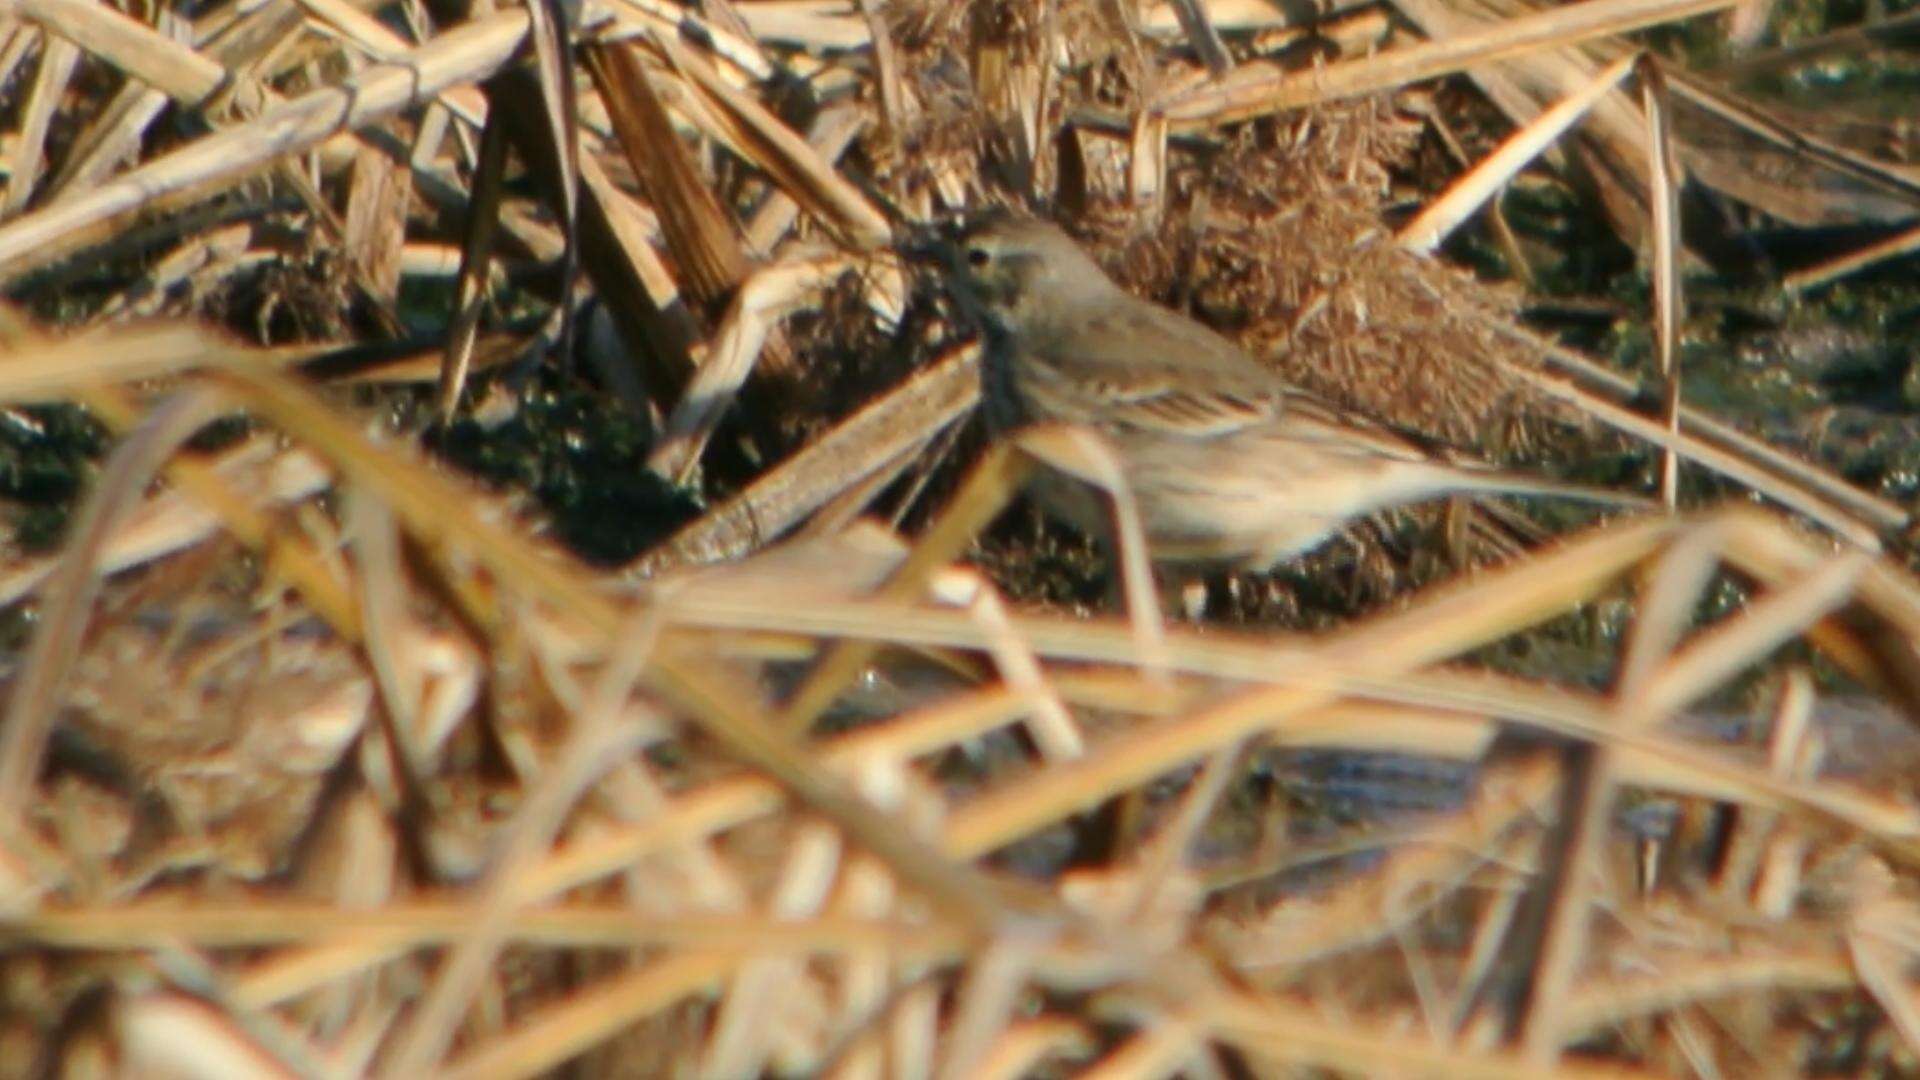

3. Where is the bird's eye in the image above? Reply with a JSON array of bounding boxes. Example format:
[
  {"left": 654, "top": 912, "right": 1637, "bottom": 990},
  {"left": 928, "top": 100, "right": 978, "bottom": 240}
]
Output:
[{"left": 966, "top": 246, "right": 991, "bottom": 267}]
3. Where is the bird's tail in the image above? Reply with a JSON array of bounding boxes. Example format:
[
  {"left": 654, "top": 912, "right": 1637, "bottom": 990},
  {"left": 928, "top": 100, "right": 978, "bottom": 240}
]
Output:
[{"left": 1446, "top": 468, "right": 1655, "bottom": 509}]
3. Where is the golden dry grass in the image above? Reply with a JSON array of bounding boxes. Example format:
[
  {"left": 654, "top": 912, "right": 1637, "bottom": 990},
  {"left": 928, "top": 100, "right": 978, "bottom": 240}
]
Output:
[{"left": 2, "top": 1, "right": 1919, "bottom": 1077}]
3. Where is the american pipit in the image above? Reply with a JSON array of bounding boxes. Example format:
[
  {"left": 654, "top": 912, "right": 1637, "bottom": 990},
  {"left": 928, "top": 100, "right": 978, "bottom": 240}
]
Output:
[{"left": 921, "top": 213, "right": 1639, "bottom": 571}]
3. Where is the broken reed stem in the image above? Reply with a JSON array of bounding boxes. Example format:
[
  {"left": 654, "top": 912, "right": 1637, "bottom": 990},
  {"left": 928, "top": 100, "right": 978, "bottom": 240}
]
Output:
[{"left": 1640, "top": 56, "right": 1683, "bottom": 510}]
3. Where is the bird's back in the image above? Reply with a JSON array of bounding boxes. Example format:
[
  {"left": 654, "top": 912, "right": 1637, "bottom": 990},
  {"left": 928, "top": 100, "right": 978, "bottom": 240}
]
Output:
[
  {"left": 1014, "top": 289, "right": 1438, "bottom": 466},
  {"left": 1010, "top": 293, "right": 1285, "bottom": 429}
]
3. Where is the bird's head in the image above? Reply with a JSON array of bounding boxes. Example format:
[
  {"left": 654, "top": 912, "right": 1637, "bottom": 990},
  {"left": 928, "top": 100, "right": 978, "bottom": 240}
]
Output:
[{"left": 906, "top": 212, "right": 1112, "bottom": 333}]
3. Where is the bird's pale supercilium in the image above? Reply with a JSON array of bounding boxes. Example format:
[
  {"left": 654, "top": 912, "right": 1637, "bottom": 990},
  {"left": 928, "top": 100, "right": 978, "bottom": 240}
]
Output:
[{"left": 929, "top": 212, "right": 1638, "bottom": 571}]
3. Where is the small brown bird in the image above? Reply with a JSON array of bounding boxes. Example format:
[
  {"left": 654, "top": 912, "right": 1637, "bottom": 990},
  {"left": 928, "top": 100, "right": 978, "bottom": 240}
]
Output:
[{"left": 925, "top": 213, "right": 1639, "bottom": 571}]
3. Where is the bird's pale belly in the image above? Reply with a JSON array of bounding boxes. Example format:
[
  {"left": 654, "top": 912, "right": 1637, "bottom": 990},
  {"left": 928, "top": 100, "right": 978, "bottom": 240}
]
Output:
[{"left": 1019, "top": 427, "right": 1449, "bottom": 572}]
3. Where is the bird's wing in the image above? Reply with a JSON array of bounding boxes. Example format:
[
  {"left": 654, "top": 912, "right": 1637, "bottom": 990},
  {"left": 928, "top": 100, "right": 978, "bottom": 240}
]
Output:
[
  {"left": 1035, "top": 304, "right": 1435, "bottom": 465},
  {"left": 1030, "top": 304, "right": 1287, "bottom": 436},
  {"left": 1263, "top": 391, "right": 1440, "bottom": 464}
]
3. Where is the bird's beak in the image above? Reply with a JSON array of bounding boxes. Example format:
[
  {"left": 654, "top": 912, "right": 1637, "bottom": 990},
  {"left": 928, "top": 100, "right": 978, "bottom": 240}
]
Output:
[
  {"left": 897, "top": 237, "right": 948, "bottom": 267},
  {"left": 895, "top": 220, "right": 959, "bottom": 268}
]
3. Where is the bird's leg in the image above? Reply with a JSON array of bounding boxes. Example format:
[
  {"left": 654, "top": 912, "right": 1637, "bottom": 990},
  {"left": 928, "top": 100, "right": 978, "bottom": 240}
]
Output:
[
  {"left": 1107, "top": 565, "right": 1209, "bottom": 622},
  {"left": 1442, "top": 494, "right": 1477, "bottom": 571},
  {"left": 1168, "top": 571, "right": 1212, "bottom": 622},
  {"left": 1345, "top": 516, "right": 1406, "bottom": 609}
]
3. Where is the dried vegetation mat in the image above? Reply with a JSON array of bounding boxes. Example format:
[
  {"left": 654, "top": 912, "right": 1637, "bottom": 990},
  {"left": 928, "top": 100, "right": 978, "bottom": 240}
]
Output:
[{"left": 2, "top": 0, "right": 1920, "bottom": 1075}]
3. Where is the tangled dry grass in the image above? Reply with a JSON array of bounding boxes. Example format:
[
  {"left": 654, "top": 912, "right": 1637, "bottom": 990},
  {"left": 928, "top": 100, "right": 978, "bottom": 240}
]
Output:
[{"left": 3, "top": 0, "right": 1920, "bottom": 1076}]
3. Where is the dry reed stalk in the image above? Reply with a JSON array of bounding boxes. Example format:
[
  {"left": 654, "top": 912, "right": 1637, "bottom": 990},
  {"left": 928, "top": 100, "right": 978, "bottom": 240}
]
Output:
[
  {"left": 637, "top": 341, "right": 981, "bottom": 571},
  {"left": 1785, "top": 219, "right": 1920, "bottom": 292},
  {"left": 646, "top": 252, "right": 866, "bottom": 482},
  {"left": 1640, "top": 55, "right": 1683, "bottom": 510},
  {"left": 0, "top": 386, "right": 234, "bottom": 820},
  {"left": 1155, "top": 0, "right": 1738, "bottom": 126},
  {"left": 0, "top": 10, "right": 533, "bottom": 281},
  {"left": 1399, "top": 52, "right": 1641, "bottom": 254},
  {"left": 588, "top": 40, "right": 750, "bottom": 310}
]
